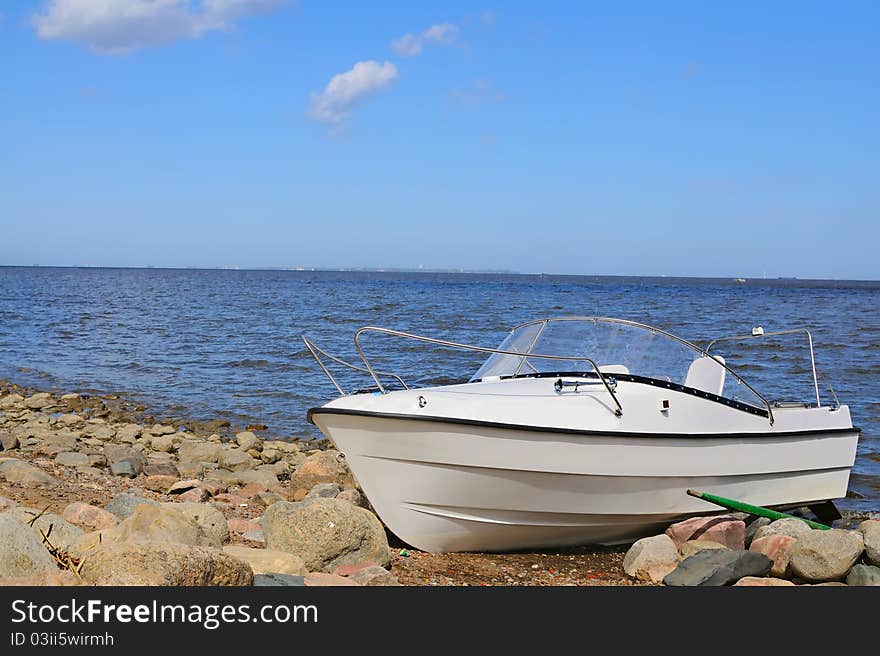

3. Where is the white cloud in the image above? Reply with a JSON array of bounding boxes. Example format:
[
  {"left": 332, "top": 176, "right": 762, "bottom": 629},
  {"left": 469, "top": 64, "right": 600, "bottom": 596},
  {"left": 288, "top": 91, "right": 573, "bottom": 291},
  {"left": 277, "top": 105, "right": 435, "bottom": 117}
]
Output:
[
  {"left": 32, "top": 0, "right": 285, "bottom": 54},
  {"left": 391, "top": 22, "right": 457, "bottom": 57},
  {"left": 308, "top": 60, "right": 398, "bottom": 127}
]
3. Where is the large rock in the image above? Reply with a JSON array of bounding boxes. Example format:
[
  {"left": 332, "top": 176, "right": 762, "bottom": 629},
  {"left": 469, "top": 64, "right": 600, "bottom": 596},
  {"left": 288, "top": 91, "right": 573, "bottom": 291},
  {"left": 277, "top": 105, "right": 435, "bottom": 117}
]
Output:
[
  {"left": 74, "top": 504, "right": 216, "bottom": 555},
  {"left": 789, "top": 529, "right": 864, "bottom": 582},
  {"left": 859, "top": 520, "right": 880, "bottom": 566},
  {"left": 846, "top": 564, "right": 880, "bottom": 586},
  {"left": 79, "top": 543, "right": 253, "bottom": 586},
  {"left": 4, "top": 507, "right": 85, "bottom": 551},
  {"left": 263, "top": 498, "right": 390, "bottom": 572},
  {"left": 177, "top": 441, "right": 222, "bottom": 463},
  {"left": 105, "top": 492, "right": 160, "bottom": 519},
  {"left": 749, "top": 534, "right": 797, "bottom": 578},
  {"left": 162, "top": 502, "right": 229, "bottom": 545},
  {"left": 218, "top": 448, "right": 257, "bottom": 472},
  {"left": 62, "top": 502, "right": 119, "bottom": 531},
  {"left": 0, "top": 514, "right": 56, "bottom": 577},
  {"left": 288, "top": 449, "right": 354, "bottom": 493},
  {"left": 222, "top": 546, "right": 307, "bottom": 575},
  {"left": 0, "top": 459, "right": 57, "bottom": 488},
  {"left": 665, "top": 515, "right": 745, "bottom": 550},
  {"left": 663, "top": 549, "right": 772, "bottom": 586},
  {"left": 623, "top": 534, "right": 680, "bottom": 582},
  {"left": 753, "top": 518, "right": 812, "bottom": 542}
]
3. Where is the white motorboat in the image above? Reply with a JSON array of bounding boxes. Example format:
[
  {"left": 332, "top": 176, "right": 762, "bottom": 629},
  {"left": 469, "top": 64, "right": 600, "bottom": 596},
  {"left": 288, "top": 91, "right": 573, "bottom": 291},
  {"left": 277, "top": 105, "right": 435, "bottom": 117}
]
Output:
[{"left": 304, "top": 317, "right": 860, "bottom": 553}]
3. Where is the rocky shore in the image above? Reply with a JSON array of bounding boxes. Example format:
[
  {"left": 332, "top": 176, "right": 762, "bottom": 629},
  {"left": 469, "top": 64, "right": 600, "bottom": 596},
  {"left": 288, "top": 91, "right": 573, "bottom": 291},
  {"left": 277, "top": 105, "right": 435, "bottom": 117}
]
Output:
[{"left": 1, "top": 381, "right": 877, "bottom": 587}]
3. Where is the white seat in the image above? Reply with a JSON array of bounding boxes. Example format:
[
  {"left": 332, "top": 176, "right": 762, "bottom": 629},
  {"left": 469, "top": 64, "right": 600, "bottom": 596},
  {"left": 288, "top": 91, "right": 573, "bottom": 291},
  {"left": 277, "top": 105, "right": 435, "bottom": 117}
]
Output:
[
  {"left": 599, "top": 364, "right": 630, "bottom": 375},
  {"left": 684, "top": 356, "right": 726, "bottom": 396}
]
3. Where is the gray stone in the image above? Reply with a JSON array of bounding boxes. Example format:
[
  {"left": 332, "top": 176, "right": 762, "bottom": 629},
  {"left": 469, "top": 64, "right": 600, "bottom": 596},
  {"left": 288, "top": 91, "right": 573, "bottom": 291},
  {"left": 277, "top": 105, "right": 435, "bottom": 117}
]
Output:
[
  {"left": 744, "top": 516, "right": 772, "bottom": 547},
  {"left": 162, "top": 502, "right": 229, "bottom": 545},
  {"left": 114, "top": 424, "right": 142, "bottom": 443},
  {"left": 241, "top": 529, "right": 265, "bottom": 544},
  {"left": 105, "top": 492, "right": 160, "bottom": 519},
  {"left": 663, "top": 549, "right": 772, "bottom": 586},
  {"left": 23, "top": 393, "right": 52, "bottom": 410},
  {"left": 177, "top": 441, "right": 222, "bottom": 463},
  {"left": 260, "top": 449, "right": 281, "bottom": 464},
  {"left": 150, "top": 434, "right": 175, "bottom": 453},
  {"left": 753, "top": 518, "right": 813, "bottom": 542},
  {"left": 0, "top": 459, "right": 57, "bottom": 488},
  {"left": 0, "top": 514, "right": 56, "bottom": 577},
  {"left": 54, "top": 451, "right": 90, "bottom": 467},
  {"left": 222, "top": 545, "right": 307, "bottom": 575},
  {"left": 103, "top": 444, "right": 145, "bottom": 466},
  {"left": 0, "top": 393, "right": 24, "bottom": 410},
  {"left": 4, "top": 507, "right": 85, "bottom": 551},
  {"left": 57, "top": 413, "right": 84, "bottom": 428},
  {"left": 254, "top": 573, "right": 305, "bottom": 586},
  {"left": 789, "top": 529, "right": 865, "bottom": 582},
  {"left": 237, "top": 469, "right": 279, "bottom": 488},
  {"left": 335, "top": 489, "right": 367, "bottom": 508},
  {"left": 235, "top": 431, "right": 260, "bottom": 452},
  {"left": 149, "top": 424, "right": 176, "bottom": 436},
  {"left": 263, "top": 498, "right": 390, "bottom": 572},
  {"left": 79, "top": 543, "right": 253, "bottom": 586},
  {"left": 218, "top": 448, "right": 257, "bottom": 472},
  {"left": 679, "top": 540, "right": 730, "bottom": 559},
  {"left": 306, "top": 482, "right": 342, "bottom": 499},
  {"left": 110, "top": 459, "right": 141, "bottom": 478},
  {"left": 348, "top": 565, "right": 400, "bottom": 586},
  {"left": 845, "top": 563, "right": 880, "bottom": 586},
  {"left": 859, "top": 520, "right": 880, "bottom": 566},
  {"left": 623, "top": 534, "right": 680, "bottom": 582},
  {"left": 0, "top": 431, "right": 19, "bottom": 451}
]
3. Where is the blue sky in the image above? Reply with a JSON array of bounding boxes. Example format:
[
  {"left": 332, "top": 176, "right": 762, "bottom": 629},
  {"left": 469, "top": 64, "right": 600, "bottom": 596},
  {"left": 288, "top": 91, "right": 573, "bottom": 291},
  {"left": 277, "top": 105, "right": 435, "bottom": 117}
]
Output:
[{"left": 1, "top": 1, "right": 878, "bottom": 278}]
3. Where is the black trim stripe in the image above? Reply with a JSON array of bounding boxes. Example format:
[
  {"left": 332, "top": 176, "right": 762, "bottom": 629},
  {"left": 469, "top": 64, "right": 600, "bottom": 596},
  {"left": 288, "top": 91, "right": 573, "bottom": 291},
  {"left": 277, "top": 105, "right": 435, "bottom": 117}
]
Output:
[{"left": 307, "top": 406, "right": 861, "bottom": 440}]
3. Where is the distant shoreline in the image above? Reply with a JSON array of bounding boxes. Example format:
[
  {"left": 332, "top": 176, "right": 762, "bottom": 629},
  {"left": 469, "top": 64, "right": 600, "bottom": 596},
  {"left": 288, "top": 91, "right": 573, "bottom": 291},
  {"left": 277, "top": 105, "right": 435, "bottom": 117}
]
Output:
[{"left": 1, "top": 265, "right": 878, "bottom": 284}]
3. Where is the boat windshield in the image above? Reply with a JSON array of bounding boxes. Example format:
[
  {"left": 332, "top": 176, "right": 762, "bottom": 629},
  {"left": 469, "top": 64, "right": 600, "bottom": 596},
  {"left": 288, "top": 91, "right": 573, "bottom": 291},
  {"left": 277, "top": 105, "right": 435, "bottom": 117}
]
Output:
[{"left": 471, "top": 317, "right": 766, "bottom": 410}]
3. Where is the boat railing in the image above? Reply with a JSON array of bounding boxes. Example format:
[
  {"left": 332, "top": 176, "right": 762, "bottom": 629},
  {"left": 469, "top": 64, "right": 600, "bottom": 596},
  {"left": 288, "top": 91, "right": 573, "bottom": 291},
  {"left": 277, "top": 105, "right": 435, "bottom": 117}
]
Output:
[
  {"left": 302, "top": 336, "right": 408, "bottom": 396},
  {"left": 705, "top": 327, "right": 838, "bottom": 408},
  {"left": 351, "top": 326, "right": 625, "bottom": 417}
]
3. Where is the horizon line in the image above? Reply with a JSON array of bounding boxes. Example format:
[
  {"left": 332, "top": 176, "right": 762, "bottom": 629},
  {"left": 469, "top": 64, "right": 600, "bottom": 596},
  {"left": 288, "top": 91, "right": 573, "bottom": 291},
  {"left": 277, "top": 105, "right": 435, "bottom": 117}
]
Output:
[{"left": 1, "top": 264, "right": 878, "bottom": 284}]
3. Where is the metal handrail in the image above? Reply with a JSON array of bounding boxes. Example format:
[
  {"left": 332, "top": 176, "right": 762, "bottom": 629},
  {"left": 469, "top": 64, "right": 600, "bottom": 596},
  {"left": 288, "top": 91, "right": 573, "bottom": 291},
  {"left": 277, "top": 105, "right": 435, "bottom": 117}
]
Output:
[
  {"left": 505, "top": 316, "right": 775, "bottom": 424},
  {"left": 352, "top": 326, "right": 625, "bottom": 417},
  {"left": 302, "top": 336, "right": 408, "bottom": 397},
  {"left": 705, "top": 328, "right": 825, "bottom": 408}
]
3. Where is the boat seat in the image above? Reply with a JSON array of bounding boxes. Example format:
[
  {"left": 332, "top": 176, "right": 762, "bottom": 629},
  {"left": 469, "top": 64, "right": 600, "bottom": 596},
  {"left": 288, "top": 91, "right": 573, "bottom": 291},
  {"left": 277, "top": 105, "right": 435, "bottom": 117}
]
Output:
[
  {"left": 684, "top": 356, "right": 726, "bottom": 396},
  {"left": 599, "top": 364, "right": 629, "bottom": 375}
]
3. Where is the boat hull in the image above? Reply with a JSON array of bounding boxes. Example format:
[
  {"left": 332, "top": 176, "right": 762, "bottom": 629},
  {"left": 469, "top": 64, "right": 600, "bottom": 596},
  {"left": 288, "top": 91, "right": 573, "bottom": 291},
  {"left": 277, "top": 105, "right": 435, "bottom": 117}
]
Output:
[{"left": 310, "top": 410, "right": 859, "bottom": 552}]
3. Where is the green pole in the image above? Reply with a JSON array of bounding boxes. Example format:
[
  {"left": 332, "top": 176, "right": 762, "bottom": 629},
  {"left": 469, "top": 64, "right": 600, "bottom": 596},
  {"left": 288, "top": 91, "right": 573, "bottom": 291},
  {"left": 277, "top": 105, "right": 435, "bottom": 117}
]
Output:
[{"left": 686, "top": 489, "right": 831, "bottom": 530}]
